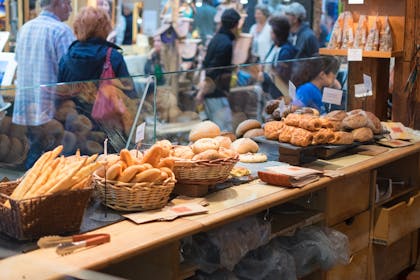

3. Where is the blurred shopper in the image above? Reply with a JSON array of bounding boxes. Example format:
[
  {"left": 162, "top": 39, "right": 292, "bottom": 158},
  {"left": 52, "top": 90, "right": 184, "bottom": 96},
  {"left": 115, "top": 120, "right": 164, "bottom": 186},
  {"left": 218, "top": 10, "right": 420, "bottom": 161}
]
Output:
[
  {"left": 13, "top": 0, "right": 75, "bottom": 168},
  {"left": 193, "top": 0, "right": 217, "bottom": 44},
  {"left": 285, "top": 2, "right": 319, "bottom": 58},
  {"left": 249, "top": 4, "right": 273, "bottom": 62},
  {"left": 196, "top": 8, "right": 241, "bottom": 131},
  {"left": 58, "top": 6, "right": 130, "bottom": 82}
]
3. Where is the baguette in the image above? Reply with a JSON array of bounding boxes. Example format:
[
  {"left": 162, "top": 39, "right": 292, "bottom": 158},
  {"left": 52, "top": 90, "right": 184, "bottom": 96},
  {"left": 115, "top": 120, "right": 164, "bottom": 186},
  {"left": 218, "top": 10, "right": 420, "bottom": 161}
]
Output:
[
  {"left": 46, "top": 157, "right": 87, "bottom": 194},
  {"left": 25, "top": 158, "right": 60, "bottom": 198},
  {"left": 106, "top": 162, "right": 123, "bottom": 180},
  {"left": 117, "top": 165, "right": 146, "bottom": 182},
  {"left": 141, "top": 145, "right": 163, "bottom": 167}
]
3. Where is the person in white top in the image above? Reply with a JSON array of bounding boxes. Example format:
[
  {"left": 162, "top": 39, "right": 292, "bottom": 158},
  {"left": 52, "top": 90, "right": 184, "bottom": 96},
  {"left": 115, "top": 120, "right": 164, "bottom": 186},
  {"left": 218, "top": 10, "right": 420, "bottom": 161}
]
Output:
[{"left": 249, "top": 4, "right": 273, "bottom": 63}]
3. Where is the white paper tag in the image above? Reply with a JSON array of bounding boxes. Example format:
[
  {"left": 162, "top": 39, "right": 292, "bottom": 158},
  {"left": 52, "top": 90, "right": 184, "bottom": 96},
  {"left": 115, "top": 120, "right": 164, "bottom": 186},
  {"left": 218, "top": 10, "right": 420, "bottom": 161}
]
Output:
[
  {"left": 288, "top": 80, "right": 296, "bottom": 100},
  {"left": 135, "top": 122, "right": 146, "bottom": 144},
  {"left": 349, "top": 0, "right": 364, "bottom": 3},
  {"left": 347, "top": 48, "right": 363, "bottom": 61},
  {"left": 363, "top": 74, "right": 372, "bottom": 91},
  {"left": 354, "top": 83, "right": 373, "bottom": 98},
  {"left": 322, "top": 87, "right": 343, "bottom": 105}
]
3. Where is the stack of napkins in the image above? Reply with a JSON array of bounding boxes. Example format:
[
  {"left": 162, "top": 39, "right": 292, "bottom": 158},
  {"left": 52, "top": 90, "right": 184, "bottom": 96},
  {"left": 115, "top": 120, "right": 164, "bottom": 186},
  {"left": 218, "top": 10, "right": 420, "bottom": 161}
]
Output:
[{"left": 258, "top": 165, "right": 322, "bottom": 188}]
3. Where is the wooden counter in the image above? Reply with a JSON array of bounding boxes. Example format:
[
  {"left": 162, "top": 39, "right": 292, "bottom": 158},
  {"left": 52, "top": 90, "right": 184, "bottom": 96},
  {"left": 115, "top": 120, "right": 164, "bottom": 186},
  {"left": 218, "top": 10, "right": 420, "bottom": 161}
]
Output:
[{"left": 0, "top": 142, "right": 420, "bottom": 279}]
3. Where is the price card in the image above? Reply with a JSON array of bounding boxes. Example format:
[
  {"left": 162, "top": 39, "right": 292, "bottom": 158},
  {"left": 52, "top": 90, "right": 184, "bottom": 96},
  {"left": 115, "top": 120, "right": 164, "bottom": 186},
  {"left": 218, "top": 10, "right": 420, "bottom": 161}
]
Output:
[
  {"left": 322, "top": 87, "right": 343, "bottom": 105},
  {"left": 288, "top": 80, "right": 296, "bottom": 100},
  {"left": 347, "top": 48, "right": 363, "bottom": 61},
  {"left": 348, "top": 0, "right": 364, "bottom": 3},
  {"left": 363, "top": 74, "right": 372, "bottom": 90},
  {"left": 135, "top": 122, "right": 146, "bottom": 144},
  {"left": 354, "top": 83, "right": 373, "bottom": 98}
]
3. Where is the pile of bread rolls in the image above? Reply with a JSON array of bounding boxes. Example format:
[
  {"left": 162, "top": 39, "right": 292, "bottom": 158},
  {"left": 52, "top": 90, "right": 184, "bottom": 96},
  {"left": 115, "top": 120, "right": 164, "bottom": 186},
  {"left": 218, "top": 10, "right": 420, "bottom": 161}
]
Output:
[
  {"left": 0, "top": 116, "right": 28, "bottom": 164},
  {"left": 95, "top": 141, "right": 176, "bottom": 184},
  {"left": 263, "top": 109, "right": 382, "bottom": 147}
]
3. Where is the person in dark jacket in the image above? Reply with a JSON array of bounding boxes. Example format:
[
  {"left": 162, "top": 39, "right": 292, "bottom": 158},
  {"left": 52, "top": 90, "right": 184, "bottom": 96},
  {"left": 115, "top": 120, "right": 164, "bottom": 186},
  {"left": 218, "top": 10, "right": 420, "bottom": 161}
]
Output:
[
  {"left": 259, "top": 15, "right": 297, "bottom": 99},
  {"left": 195, "top": 8, "right": 240, "bottom": 131},
  {"left": 285, "top": 2, "right": 319, "bottom": 58},
  {"left": 58, "top": 6, "right": 130, "bottom": 82}
]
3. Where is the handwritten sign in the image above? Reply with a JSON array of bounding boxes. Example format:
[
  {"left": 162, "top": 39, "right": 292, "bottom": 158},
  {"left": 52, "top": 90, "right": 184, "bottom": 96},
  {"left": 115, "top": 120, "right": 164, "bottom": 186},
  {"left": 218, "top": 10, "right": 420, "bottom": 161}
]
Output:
[
  {"left": 322, "top": 87, "right": 343, "bottom": 105},
  {"left": 347, "top": 48, "right": 363, "bottom": 61},
  {"left": 135, "top": 122, "right": 146, "bottom": 144}
]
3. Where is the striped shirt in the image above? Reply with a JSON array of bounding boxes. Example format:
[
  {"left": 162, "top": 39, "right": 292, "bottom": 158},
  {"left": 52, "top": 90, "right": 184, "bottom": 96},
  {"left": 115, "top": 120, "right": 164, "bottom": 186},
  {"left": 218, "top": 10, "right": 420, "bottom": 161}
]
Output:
[{"left": 13, "top": 11, "right": 75, "bottom": 125}]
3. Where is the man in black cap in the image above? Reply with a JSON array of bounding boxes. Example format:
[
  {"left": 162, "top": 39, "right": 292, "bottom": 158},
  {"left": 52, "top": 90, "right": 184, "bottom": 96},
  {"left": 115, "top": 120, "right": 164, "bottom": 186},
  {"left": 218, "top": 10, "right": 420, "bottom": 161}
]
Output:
[{"left": 196, "top": 8, "right": 241, "bottom": 131}]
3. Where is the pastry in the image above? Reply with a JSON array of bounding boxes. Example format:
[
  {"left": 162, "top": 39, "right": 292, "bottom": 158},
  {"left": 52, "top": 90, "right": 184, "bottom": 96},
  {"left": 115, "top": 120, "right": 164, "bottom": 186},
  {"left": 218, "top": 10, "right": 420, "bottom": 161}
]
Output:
[
  {"left": 290, "top": 128, "right": 313, "bottom": 147},
  {"left": 312, "top": 129, "right": 335, "bottom": 145},
  {"left": 298, "top": 115, "right": 322, "bottom": 131},
  {"left": 239, "top": 152, "right": 268, "bottom": 163},
  {"left": 278, "top": 125, "right": 296, "bottom": 143},
  {"left": 264, "top": 121, "right": 285, "bottom": 140},
  {"left": 284, "top": 113, "right": 301, "bottom": 127},
  {"left": 330, "top": 131, "right": 354, "bottom": 145}
]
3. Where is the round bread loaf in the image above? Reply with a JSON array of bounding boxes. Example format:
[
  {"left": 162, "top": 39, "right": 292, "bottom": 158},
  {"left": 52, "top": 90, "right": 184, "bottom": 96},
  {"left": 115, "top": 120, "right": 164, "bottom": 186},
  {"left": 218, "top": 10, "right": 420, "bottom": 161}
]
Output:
[
  {"left": 352, "top": 127, "right": 374, "bottom": 142},
  {"left": 172, "top": 145, "right": 195, "bottom": 159},
  {"left": 214, "top": 136, "right": 232, "bottom": 149},
  {"left": 192, "top": 149, "right": 221, "bottom": 161},
  {"left": 189, "top": 121, "right": 221, "bottom": 142},
  {"left": 191, "top": 138, "right": 220, "bottom": 154},
  {"left": 0, "top": 134, "right": 10, "bottom": 161},
  {"left": 220, "top": 131, "right": 236, "bottom": 142},
  {"left": 87, "top": 131, "right": 106, "bottom": 143},
  {"left": 62, "top": 130, "right": 77, "bottom": 155},
  {"left": 243, "top": 128, "right": 264, "bottom": 138},
  {"left": 326, "top": 110, "right": 347, "bottom": 121},
  {"left": 4, "top": 137, "right": 24, "bottom": 163},
  {"left": 55, "top": 106, "right": 78, "bottom": 122},
  {"left": 235, "top": 119, "right": 261, "bottom": 137},
  {"left": 342, "top": 112, "right": 368, "bottom": 130},
  {"left": 231, "top": 138, "right": 259, "bottom": 154},
  {"left": 85, "top": 140, "right": 103, "bottom": 154},
  {"left": 365, "top": 111, "right": 382, "bottom": 134},
  {"left": 9, "top": 123, "right": 28, "bottom": 140},
  {"left": 0, "top": 116, "right": 11, "bottom": 134}
]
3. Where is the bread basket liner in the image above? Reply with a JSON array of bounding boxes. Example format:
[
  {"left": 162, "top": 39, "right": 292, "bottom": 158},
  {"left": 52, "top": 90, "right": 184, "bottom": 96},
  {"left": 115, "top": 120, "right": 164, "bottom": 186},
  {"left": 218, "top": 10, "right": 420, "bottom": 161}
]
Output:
[
  {"left": 0, "top": 180, "right": 93, "bottom": 241},
  {"left": 172, "top": 156, "right": 239, "bottom": 186},
  {"left": 93, "top": 172, "right": 176, "bottom": 212}
]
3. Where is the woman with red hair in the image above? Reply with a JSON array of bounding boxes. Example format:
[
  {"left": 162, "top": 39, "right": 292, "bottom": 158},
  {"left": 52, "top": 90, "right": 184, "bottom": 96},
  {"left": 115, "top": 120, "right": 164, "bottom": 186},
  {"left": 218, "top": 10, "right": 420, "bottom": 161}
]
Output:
[{"left": 58, "top": 6, "right": 129, "bottom": 82}]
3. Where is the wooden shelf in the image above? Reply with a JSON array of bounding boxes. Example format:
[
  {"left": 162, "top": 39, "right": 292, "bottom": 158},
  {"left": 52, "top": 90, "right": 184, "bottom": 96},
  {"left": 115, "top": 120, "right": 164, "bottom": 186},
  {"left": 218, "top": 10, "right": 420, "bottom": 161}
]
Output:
[
  {"left": 319, "top": 48, "right": 403, "bottom": 59},
  {"left": 375, "top": 185, "right": 419, "bottom": 207},
  {"left": 270, "top": 203, "right": 325, "bottom": 238},
  {"left": 178, "top": 261, "right": 199, "bottom": 280}
]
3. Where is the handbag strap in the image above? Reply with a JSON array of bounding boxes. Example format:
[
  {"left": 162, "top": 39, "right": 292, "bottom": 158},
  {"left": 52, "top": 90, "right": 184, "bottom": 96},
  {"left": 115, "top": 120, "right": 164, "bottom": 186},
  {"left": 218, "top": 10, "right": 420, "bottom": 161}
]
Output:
[{"left": 100, "top": 47, "right": 113, "bottom": 79}]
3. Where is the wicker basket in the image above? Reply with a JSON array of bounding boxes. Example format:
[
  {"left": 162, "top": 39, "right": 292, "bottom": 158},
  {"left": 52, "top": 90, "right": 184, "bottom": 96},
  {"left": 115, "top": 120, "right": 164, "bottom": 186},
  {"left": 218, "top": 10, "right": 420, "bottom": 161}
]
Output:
[
  {"left": 0, "top": 180, "right": 93, "bottom": 241},
  {"left": 0, "top": 137, "right": 30, "bottom": 168},
  {"left": 93, "top": 173, "right": 176, "bottom": 211},
  {"left": 173, "top": 156, "right": 239, "bottom": 186}
]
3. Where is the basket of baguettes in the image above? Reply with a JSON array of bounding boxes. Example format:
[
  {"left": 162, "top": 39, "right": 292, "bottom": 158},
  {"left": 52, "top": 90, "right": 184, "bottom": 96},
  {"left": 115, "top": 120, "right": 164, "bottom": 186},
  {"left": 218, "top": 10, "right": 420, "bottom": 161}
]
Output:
[
  {"left": 171, "top": 121, "right": 240, "bottom": 188},
  {"left": 93, "top": 142, "right": 177, "bottom": 211},
  {"left": 0, "top": 145, "right": 99, "bottom": 240}
]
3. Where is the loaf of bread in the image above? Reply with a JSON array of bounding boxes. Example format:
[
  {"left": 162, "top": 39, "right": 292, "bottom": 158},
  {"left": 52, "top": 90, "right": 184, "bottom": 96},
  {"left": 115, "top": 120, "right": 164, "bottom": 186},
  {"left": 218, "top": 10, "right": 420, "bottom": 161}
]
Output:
[
  {"left": 352, "top": 127, "right": 374, "bottom": 142},
  {"left": 172, "top": 145, "right": 195, "bottom": 159},
  {"left": 231, "top": 138, "right": 259, "bottom": 154},
  {"left": 330, "top": 131, "right": 354, "bottom": 145},
  {"left": 326, "top": 110, "right": 347, "bottom": 121},
  {"left": 365, "top": 111, "right": 382, "bottom": 134},
  {"left": 235, "top": 119, "right": 261, "bottom": 137},
  {"left": 312, "top": 129, "right": 335, "bottom": 145},
  {"left": 341, "top": 112, "right": 368, "bottom": 130},
  {"left": 191, "top": 138, "right": 220, "bottom": 154},
  {"left": 290, "top": 128, "right": 313, "bottom": 147},
  {"left": 192, "top": 149, "right": 221, "bottom": 161},
  {"left": 214, "top": 136, "right": 232, "bottom": 149},
  {"left": 189, "top": 121, "right": 221, "bottom": 142},
  {"left": 264, "top": 121, "right": 285, "bottom": 140},
  {"left": 243, "top": 128, "right": 264, "bottom": 138}
]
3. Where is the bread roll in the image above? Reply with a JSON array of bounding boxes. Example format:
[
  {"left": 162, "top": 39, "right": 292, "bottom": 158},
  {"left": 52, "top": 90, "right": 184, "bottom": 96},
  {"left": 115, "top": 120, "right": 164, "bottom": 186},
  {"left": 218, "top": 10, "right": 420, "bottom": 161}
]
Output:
[
  {"left": 326, "top": 110, "right": 347, "bottom": 121},
  {"left": 85, "top": 140, "right": 103, "bottom": 155},
  {"left": 352, "top": 127, "right": 374, "bottom": 142},
  {"left": 191, "top": 138, "right": 220, "bottom": 154},
  {"left": 218, "top": 146, "right": 238, "bottom": 158},
  {"left": 214, "top": 136, "right": 232, "bottom": 149},
  {"left": 342, "top": 112, "right": 368, "bottom": 130},
  {"left": 365, "top": 111, "right": 382, "bottom": 134},
  {"left": 220, "top": 131, "right": 236, "bottom": 142},
  {"left": 264, "top": 121, "right": 285, "bottom": 140},
  {"left": 192, "top": 149, "right": 221, "bottom": 161},
  {"left": 330, "top": 131, "right": 354, "bottom": 145},
  {"left": 172, "top": 145, "right": 194, "bottom": 159},
  {"left": 4, "top": 137, "right": 24, "bottom": 163},
  {"left": 9, "top": 123, "right": 28, "bottom": 140},
  {"left": 0, "top": 134, "right": 10, "bottom": 161},
  {"left": 62, "top": 130, "right": 77, "bottom": 155},
  {"left": 0, "top": 116, "right": 11, "bottom": 134},
  {"left": 156, "top": 139, "right": 172, "bottom": 157},
  {"left": 55, "top": 106, "right": 78, "bottom": 122},
  {"left": 235, "top": 119, "right": 261, "bottom": 137},
  {"left": 231, "top": 138, "right": 259, "bottom": 154},
  {"left": 87, "top": 131, "right": 106, "bottom": 143},
  {"left": 189, "top": 121, "right": 221, "bottom": 142},
  {"left": 243, "top": 128, "right": 264, "bottom": 138}
]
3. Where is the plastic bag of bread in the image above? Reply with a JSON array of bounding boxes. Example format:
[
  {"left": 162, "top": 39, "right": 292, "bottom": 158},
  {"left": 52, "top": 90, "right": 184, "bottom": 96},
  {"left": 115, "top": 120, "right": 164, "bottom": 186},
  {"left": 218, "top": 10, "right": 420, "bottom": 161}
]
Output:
[
  {"left": 365, "top": 16, "right": 381, "bottom": 51},
  {"left": 354, "top": 15, "right": 368, "bottom": 49},
  {"left": 379, "top": 16, "right": 392, "bottom": 52},
  {"left": 341, "top": 11, "right": 354, "bottom": 49},
  {"left": 328, "top": 13, "right": 344, "bottom": 49}
]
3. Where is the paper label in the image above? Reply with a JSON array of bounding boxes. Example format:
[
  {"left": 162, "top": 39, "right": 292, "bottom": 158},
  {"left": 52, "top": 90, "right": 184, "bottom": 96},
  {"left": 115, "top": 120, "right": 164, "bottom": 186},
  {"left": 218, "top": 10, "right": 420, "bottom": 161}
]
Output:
[
  {"left": 322, "top": 87, "right": 343, "bottom": 105},
  {"left": 354, "top": 83, "right": 372, "bottom": 98},
  {"left": 349, "top": 0, "right": 364, "bottom": 3},
  {"left": 265, "top": 165, "right": 322, "bottom": 179},
  {"left": 142, "top": 10, "right": 158, "bottom": 36},
  {"left": 288, "top": 80, "right": 296, "bottom": 100},
  {"left": 135, "top": 122, "right": 146, "bottom": 144},
  {"left": 347, "top": 48, "right": 363, "bottom": 61},
  {"left": 363, "top": 74, "right": 372, "bottom": 91}
]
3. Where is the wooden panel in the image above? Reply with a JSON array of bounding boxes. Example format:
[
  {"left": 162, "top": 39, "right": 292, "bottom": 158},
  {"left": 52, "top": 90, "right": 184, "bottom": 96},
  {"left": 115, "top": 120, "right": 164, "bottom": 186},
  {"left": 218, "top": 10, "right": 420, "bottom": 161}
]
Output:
[
  {"left": 373, "top": 233, "right": 413, "bottom": 280},
  {"left": 325, "top": 247, "right": 368, "bottom": 280},
  {"left": 373, "top": 192, "right": 420, "bottom": 245},
  {"left": 333, "top": 211, "right": 370, "bottom": 254},
  {"left": 377, "top": 152, "right": 420, "bottom": 187},
  {"left": 343, "top": 0, "right": 405, "bottom": 16},
  {"left": 326, "top": 172, "right": 371, "bottom": 226},
  {"left": 347, "top": 58, "right": 390, "bottom": 120}
]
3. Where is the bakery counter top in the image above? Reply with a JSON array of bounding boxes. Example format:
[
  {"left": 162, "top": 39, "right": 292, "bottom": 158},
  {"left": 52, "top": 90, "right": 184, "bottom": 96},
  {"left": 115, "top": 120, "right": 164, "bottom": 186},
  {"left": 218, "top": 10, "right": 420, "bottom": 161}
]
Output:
[{"left": 0, "top": 142, "right": 419, "bottom": 278}]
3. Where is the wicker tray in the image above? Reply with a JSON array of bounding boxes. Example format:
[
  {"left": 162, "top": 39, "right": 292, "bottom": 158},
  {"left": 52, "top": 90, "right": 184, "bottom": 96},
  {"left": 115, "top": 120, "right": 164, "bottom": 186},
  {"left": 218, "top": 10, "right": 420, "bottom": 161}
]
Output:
[
  {"left": 0, "top": 180, "right": 93, "bottom": 241},
  {"left": 93, "top": 173, "right": 176, "bottom": 211},
  {"left": 173, "top": 156, "right": 239, "bottom": 186}
]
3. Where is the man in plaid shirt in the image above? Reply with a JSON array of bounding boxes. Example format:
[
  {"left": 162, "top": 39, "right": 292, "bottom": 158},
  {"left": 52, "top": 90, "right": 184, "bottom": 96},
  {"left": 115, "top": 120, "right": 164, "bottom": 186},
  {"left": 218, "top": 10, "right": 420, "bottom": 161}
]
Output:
[
  {"left": 13, "top": 0, "right": 75, "bottom": 168},
  {"left": 13, "top": 0, "right": 75, "bottom": 126}
]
